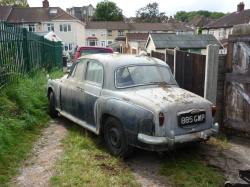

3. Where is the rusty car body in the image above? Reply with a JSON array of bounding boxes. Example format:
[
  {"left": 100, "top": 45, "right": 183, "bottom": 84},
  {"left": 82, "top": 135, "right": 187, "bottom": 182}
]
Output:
[{"left": 47, "top": 54, "right": 219, "bottom": 157}]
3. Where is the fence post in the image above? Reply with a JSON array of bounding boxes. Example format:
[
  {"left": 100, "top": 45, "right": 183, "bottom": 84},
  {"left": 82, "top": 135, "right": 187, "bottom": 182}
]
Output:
[
  {"left": 173, "top": 48, "right": 178, "bottom": 78},
  {"left": 22, "top": 28, "right": 30, "bottom": 72},
  {"left": 204, "top": 44, "right": 220, "bottom": 104}
]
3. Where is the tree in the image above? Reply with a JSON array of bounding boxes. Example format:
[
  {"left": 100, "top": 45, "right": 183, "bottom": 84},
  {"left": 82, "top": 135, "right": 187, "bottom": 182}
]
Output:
[
  {"left": 93, "top": 0, "right": 123, "bottom": 21},
  {"left": 135, "top": 2, "right": 167, "bottom": 23},
  {"left": 0, "top": 0, "right": 29, "bottom": 7},
  {"left": 174, "top": 10, "right": 225, "bottom": 22}
]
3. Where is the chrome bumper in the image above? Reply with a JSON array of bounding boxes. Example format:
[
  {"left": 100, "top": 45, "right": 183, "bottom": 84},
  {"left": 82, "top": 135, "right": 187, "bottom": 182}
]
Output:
[{"left": 138, "top": 123, "right": 219, "bottom": 146}]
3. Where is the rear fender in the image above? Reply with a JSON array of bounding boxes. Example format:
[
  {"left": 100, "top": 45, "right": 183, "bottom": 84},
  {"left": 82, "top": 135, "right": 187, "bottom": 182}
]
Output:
[{"left": 96, "top": 98, "right": 155, "bottom": 143}]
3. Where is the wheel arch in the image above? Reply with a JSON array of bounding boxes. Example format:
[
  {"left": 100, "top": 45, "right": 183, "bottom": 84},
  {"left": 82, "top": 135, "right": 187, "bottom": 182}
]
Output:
[{"left": 47, "top": 87, "right": 54, "bottom": 99}]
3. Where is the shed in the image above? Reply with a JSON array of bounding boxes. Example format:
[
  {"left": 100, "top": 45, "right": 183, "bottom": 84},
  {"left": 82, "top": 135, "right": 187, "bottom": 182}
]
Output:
[{"left": 145, "top": 33, "right": 222, "bottom": 54}]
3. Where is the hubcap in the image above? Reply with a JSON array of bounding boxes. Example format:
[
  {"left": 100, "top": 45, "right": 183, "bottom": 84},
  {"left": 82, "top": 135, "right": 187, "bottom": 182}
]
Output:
[{"left": 108, "top": 127, "right": 121, "bottom": 148}]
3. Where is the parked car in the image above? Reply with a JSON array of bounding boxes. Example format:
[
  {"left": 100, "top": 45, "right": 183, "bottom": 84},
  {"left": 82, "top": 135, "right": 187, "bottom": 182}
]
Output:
[
  {"left": 47, "top": 54, "right": 219, "bottom": 157},
  {"left": 73, "top": 46, "right": 113, "bottom": 63}
]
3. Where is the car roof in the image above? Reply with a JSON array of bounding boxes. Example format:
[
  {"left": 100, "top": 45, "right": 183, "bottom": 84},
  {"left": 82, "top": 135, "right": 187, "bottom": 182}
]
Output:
[
  {"left": 77, "top": 46, "right": 113, "bottom": 50},
  {"left": 78, "top": 54, "right": 169, "bottom": 69}
]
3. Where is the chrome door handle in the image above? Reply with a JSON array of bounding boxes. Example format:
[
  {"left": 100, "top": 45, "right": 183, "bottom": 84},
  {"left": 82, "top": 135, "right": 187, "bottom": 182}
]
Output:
[{"left": 76, "top": 86, "right": 84, "bottom": 92}]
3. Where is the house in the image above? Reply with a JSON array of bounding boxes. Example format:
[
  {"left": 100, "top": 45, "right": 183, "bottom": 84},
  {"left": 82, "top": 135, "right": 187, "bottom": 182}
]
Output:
[
  {"left": 0, "top": 0, "right": 86, "bottom": 56},
  {"left": 67, "top": 4, "right": 95, "bottom": 22},
  {"left": 145, "top": 33, "right": 221, "bottom": 55},
  {"left": 85, "top": 21, "right": 194, "bottom": 48},
  {"left": 129, "top": 22, "right": 194, "bottom": 34},
  {"left": 85, "top": 21, "right": 130, "bottom": 47},
  {"left": 124, "top": 33, "right": 149, "bottom": 54},
  {"left": 202, "top": 2, "right": 250, "bottom": 52}
]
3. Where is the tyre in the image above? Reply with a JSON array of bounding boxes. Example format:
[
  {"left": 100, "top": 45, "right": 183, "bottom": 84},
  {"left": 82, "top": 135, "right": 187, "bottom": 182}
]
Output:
[
  {"left": 49, "top": 91, "right": 58, "bottom": 118},
  {"left": 104, "top": 117, "right": 133, "bottom": 158}
]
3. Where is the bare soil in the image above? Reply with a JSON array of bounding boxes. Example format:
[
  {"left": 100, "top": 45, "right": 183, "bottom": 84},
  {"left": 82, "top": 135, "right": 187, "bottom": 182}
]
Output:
[
  {"left": 11, "top": 119, "right": 68, "bottom": 187},
  {"left": 200, "top": 137, "right": 250, "bottom": 184},
  {"left": 127, "top": 150, "right": 171, "bottom": 187},
  {"left": 127, "top": 137, "right": 250, "bottom": 187}
]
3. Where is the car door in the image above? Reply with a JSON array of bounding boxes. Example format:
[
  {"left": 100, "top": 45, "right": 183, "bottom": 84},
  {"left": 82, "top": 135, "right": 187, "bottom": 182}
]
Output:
[
  {"left": 60, "top": 61, "right": 85, "bottom": 116},
  {"left": 60, "top": 63, "right": 78, "bottom": 114},
  {"left": 83, "top": 60, "right": 104, "bottom": 126}
]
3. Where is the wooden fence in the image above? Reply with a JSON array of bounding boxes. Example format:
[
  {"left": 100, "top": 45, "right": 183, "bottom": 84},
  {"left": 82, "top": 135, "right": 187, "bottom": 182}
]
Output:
[
  {"left": 151, "top": 48, "right": 226, "bottom": 124},
  {"left": 0, "top": 22, "right": 62, "bottom": 90},
  {"left": 223, "top": 32, "right": 250, "bottom": 135},
  {"left": 152, "top": 49, "right": 206, "bottom": 97}
]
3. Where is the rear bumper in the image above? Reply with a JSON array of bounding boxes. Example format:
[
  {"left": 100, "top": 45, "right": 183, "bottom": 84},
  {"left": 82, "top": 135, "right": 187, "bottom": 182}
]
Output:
[{"left": 137, "top": 123, "right": 219, "bottom": 147}]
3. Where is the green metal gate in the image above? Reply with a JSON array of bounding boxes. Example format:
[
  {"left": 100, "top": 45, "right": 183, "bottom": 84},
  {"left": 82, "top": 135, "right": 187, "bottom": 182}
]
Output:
[{"left": 0, "top": 22, "right": 62, "bottom": 89}]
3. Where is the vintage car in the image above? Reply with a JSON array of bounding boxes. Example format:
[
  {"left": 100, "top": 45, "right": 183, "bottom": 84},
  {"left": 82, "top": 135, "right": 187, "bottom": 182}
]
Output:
[{"left": 47, "top": 54, "right": 219, "bottom": 157}]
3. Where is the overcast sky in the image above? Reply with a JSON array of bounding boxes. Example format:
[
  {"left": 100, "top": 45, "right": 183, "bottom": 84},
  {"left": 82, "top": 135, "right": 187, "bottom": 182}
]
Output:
[{"left": 27, "top": 0, "right": 250, "bottom": 17}]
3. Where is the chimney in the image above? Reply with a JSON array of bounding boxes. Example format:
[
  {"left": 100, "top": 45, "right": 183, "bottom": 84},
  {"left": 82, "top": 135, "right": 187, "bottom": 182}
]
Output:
[
  {"left": 43, "top": 0, "right": 49, "bottom": 8},
  {"left": 237, "top": 2, "right": 245, "bottom": 12}
]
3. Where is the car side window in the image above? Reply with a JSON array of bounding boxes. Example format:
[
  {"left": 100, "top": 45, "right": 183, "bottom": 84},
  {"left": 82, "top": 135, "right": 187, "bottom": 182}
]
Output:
[
  {"left": 72, "top": 62, "right": 84, "bottom": 81},
  {"left": 85, "top": 61, "right": 103, "bottom": 86}
]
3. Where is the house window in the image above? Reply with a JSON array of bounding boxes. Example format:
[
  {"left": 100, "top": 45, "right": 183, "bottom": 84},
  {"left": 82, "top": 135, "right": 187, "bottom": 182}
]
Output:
[
  {"left": 108, "top": 41, "right": 112, "bottom": 45},
  {"left": 118, "top": 30, "right": 124, "bottom": 36},
  {"left": 28, "top": 24, "right": 35, "bottom": 32},
  {"left": 101, "top": 41, "right": 106, "bottom": 47},
  {"left": 64, "top": 45, "right": 69, "bottom": 51},
  {"left": 69, "top": 43, "right": 73, "bottom": 51},
  {"left": 60, "top": 24, "right": 71, "bottom": 32},
  {"left": 47, "top": 23, "right": 54, "bottom": 31},
  {"left": 208, "top": 30, "right": 214, "bottom": 35},
  {"left": 89, "top": 40, "right": 97, "bottom": 46},
  {"left": 107, "top": 30, "right": 112, "bottom": 36}
]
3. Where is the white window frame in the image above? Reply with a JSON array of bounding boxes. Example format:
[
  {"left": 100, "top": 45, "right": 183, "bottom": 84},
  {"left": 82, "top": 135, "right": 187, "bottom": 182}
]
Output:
[
  {"left": 60, "top": 24, "right": 72, "bottom": 32},
  {"left": 28, "top": 24, "right": 35, "bottom": 32},
  {"left": 101, "top": 41, "right": 106, "bottom": 47},
  {"left": 47, "top": 23, "right": 54, "bottom": 31}
]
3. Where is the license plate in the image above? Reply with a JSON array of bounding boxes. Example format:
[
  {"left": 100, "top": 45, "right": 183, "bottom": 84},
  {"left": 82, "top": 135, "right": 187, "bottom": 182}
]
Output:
[{"left": 178, "top": 111, "right": 206, "bottom": 127}]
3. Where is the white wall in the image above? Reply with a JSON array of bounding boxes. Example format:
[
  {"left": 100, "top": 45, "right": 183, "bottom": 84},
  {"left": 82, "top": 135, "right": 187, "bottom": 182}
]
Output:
[
  {"left": 145, "top": 37, "right": 156, "bottom": 54},
  {"left": 50, "top": 20, "right": 85, "bottom": 55},
  {"left": 85, "top": 29, "right": 109, "bottom": 47},
  {"left": 202, "top": 27, "right": 232, "bottom": 41}
]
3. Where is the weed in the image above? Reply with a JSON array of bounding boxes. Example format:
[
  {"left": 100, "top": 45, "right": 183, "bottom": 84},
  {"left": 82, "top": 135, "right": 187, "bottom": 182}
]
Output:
[
  {"left": 51, "top": 124, "right": 139, "bottom": 187},
  {"left": 0, "top": 70, "right": 63, "bottom": 185}
]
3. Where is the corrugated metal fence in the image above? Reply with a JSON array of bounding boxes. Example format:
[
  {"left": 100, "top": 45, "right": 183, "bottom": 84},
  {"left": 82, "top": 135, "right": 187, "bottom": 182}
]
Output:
[{"left": 0, "top": 22, "right": 62, "bottom": 90}]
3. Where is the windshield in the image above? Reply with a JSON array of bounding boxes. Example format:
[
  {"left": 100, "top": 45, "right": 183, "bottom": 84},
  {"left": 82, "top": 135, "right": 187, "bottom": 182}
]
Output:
[
  {"left": 115, "top": 65, "right": 177, "bottom": 88},
  {"left": 80, "top": 49, "right": 112, "bottom": 56}
]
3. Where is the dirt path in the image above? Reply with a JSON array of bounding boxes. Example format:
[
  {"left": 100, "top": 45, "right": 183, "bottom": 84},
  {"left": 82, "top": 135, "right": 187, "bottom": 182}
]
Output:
[
  {"left": 127, "top": 150, "right": 171, "bottom": 187},
  {"left": 11, "top": 119, "right": 68, "bottom": 187}
]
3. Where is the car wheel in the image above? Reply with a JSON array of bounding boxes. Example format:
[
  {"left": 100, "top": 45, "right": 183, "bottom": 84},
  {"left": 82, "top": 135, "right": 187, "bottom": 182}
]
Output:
[
  {"left": 49, "top": 91, "right": 58, "bottom": 118},
  {"left": 104, "top": 117, "right": 132, "bottom": 158}
]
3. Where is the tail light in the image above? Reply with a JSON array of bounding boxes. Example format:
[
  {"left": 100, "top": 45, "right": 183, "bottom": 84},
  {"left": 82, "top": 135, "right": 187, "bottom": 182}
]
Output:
[
  {"left": 159, "top": 112, "right": 165, "bottom": 126},
  {"left": 212, "top": 105, "right": 216, "bottom": 117}
]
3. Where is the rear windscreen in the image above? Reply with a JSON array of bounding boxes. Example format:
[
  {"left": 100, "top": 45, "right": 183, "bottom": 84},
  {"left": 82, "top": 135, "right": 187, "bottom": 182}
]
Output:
[{"left": 80, "top": 49, "right": 112, "bottom": 56}]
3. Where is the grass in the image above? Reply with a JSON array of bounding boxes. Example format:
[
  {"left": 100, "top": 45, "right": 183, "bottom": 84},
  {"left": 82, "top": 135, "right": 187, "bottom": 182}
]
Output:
[
  {"left": 50, "top": 124, "right": 139, "bottom": 187},
  {"left": 160, "top": 146, "right": 224, "bottom": 187},
  {"left": 0, "top": 69, "right": 64, "bottom": 186}
]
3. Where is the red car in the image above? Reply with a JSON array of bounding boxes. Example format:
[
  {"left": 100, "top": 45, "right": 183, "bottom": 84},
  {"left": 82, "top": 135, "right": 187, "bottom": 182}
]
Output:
[{"left": 73, "top": 46, "right": 113, "bottom": 63}]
